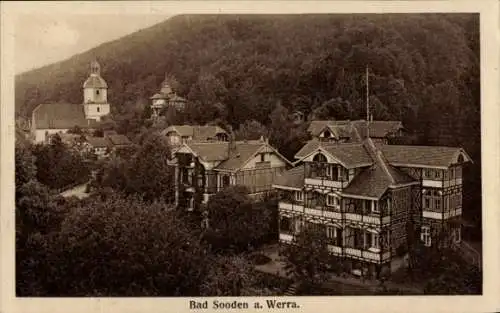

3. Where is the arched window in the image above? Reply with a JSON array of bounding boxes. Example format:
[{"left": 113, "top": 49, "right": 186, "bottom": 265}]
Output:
[
  {"left": 323, "top": 130, "right": 331, "bottom": 138},
  {"left": 457, "top": 154, "right": 464, "bottom": 164},
  {"left": 313, "top": 153, "right": 327, "bottom": 163}
]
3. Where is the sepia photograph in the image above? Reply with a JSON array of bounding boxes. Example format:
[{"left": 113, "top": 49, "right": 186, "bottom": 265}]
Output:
[{"left": 1, "top": 1, "right": 500, "bottom": 313}]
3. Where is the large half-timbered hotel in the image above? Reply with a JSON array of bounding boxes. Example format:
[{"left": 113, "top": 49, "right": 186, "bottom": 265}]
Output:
[{"left": 273, "top": 120, "right": 471, "bottom": 279}]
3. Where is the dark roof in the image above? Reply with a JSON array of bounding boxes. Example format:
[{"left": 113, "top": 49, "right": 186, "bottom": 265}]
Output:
[
  {"left": 307, "top": 120, "right": 337, "bottom": 136},
  {"left": 343, "top": 164, "right": 415, "bottom": 199},
  {"left": 273, "top": 166, "right": 305, "bottom": 189},
  {"left": 381, "top": 145, "right": 472, "bottom": 168},
  {"left": 294, "top": 139, "right": 321, "bottom": 159},
  {"left": 83, "top": 75, "right": 108, "bottom": 88},
  {"left": 186, "top": 142, "right": 230, "bottom": 162},
  {"left": 32, "top": 103, "right": 95, "bottom": 129},
  {"left": 216, "top": 142, "right": 265, "bottom": 171},
  {"left": 307, "top": 120, "right": 403, "bottom": 140},
  {"left": 343, "top": 139, "right": 416, "bottom": 199},
  {"left": 86, "top": 136, "right": 109, "bottom": 148},
  {"left": 185, "top": 140, "right": 289, "bottom": 172},
  {"left": 107, "top": 134, "right": 132, "bottom": 146},
  {"left": 294, "top": 140, "right": 373, "bottom": 168},
  {"left": 162, "top": 125, "right": 227, "bottom": 141},
  {"left": 150, "top": 93, "right": 167, "bottom": 100}
]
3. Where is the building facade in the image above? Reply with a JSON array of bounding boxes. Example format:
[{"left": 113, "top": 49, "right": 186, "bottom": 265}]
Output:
[
  {"left": 307, "top": 119, "right": 404, "bottom": 144},
  {"left": 169, "top": 137, "right": 291, "bottom": 211},
  {"left": 273, "top": 137, "right": 471, "bottom": 279},
  {"left": 31, "top": 60, "right": 110, "bottom": 143},
  {"left": 161, "top": 125, "right": 228, "bottom": 147},
  {"left": 150, "top": 75, "right": 187, "bottom": 118}
]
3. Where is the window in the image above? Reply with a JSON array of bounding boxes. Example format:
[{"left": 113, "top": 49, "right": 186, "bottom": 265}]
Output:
[
  {"left": 372, "top": 201, "right": 379, "bottom": 214},
  {"left": 96, "top": 89, "right": 100, "bottom": 95},
  {"left": 323, "top": 130, "right": 332, "bottom": 138},
  {"left": 434, "top": 197, "right": 441, "bottom": 211},
  {"left": 453, "top": 227, "right": 461, "bottom": 243},
  {"left": 424, "top": 169, "right": 433, "bottom": 179},
  {"left": 327, "top": 194, "right": 336, "bottom": 206},
  {"left": 280, "top": 217, "right": 292, "bottom": 233},
  {"left": 421, "top": 226, "right": 431, "bottom": 247},
  {"left": 450, "top": 168, "right": 455, "bottom": 180},
  {"left": 222, "top": 175, "right": 230, "bottom": 188},
  {"left": 371, "top": 233, "right": 380, "bottom": 250},
  {"left": 260, "top": 153, "right": 265, "bottom": 162},
  {"left": 295, "top": 191, "right": 304, "bottom": 202},
  {"left": 434, "top": 169, "right": 442, "bottom": 179},
  {"left": 331, "top": 166, "right": 339, "bottom": 180},
  {"left": 97, "top": 107, "right": 100, "bottom": 113},
  {"left": 326, "top": 226, "right": 337, "bottom": 239}
]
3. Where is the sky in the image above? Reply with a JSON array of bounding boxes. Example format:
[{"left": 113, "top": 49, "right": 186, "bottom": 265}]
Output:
[{"left": 14, "top": 14, "right": 171, "bottom": 74}]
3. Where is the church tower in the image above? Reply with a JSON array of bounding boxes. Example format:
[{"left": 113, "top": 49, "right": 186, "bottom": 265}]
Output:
[{"left": 83, "top": 60, "right": 110, "bottom": 121}]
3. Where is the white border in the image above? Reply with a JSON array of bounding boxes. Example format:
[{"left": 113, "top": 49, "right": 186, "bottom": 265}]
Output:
[{"left": 2, "top": 1, "right": 499, "bottom": 313}]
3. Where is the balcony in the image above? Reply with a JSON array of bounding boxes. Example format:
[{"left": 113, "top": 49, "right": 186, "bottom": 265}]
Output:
[
  {"left": 423, "top": 208, "right": 462, "bottom": 220},
  {"left": 279, "top": 202, "right": 304, "bottom": 213},
  {"left": 304, "top": 177, "right": 344, "bottom": 188},
  {"left": 278, "top": 201, "right": 388, "bottom": 225},
  {"left": 344, "top": 213, "right": 390, "bottom": 225},
  {"left": 344, "top": 247, "right": 391, "bottom": 263},
  {"left": 279, "top": 233, "right": 294, "bottom": 243}
]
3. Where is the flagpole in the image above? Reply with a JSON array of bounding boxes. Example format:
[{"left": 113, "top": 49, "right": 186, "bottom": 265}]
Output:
[{"left": 366, "top": 66, "right": 370, "bottom": 138}]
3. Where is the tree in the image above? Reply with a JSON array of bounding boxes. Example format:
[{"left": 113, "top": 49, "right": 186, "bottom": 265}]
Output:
[
  {"left": 33, "top": 135, "right": 90, "bottom": 190},
  {"left": 282, "top": 224, "right": 334, "bottom": 293},
  {"left": 125, "top": 132, "right": 175, "bottom": 202},
  {"left": 206, "top": 185, "right": 272, "bottom": 252},
  {"left": 201, "top": 255, "right": 259, "bottom": 296},
  {"left": 234, "top": 119, "right": 268, "bottom": 140},
  {"left": 25, "top": 194, "right": 210, "bottom": 296},
  {"left": 15, "top": 141, "right": 36, "bottom": 191}
]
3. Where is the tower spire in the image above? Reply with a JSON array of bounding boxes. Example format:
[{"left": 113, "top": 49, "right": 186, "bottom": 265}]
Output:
[{"left": 90, "top": 60, "right": 101, "bottom": 76}]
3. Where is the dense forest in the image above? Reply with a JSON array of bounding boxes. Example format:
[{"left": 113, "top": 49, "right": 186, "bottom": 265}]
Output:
[{"left": 15, "top": 14, "right": 481, "bottom": 236}]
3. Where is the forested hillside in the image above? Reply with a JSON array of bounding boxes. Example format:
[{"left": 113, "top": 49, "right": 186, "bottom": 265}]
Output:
[{"left": 15, "top": 14, "right": 481, "bottom": 236}]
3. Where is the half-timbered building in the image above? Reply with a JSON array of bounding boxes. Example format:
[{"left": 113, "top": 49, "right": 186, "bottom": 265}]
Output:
[
  {"left": 273, "top": 136, "right": 471, "bottom": 279},
  {"left": 169, "top": 137, "right": 292, "bottom": 211}
]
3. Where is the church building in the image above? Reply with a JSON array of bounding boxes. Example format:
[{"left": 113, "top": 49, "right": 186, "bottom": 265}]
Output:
[{"left": 31, "top": 60, "right": 111, "bottom": 143}]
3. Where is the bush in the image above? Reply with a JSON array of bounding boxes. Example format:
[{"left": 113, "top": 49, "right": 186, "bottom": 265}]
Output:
[{"left": 250, "top": 253, "right": 272, "bottom": 265}]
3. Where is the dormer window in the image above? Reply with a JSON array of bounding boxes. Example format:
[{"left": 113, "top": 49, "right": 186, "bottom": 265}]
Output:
[{"left": 323, "top": 130, "right": 331, "bottom": 138}]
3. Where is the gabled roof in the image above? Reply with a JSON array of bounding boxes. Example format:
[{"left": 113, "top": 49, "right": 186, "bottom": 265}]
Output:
[
  {"left": 307, "top": 120, "right": 403, "bottom": 141},
  {"left": 342, "top": 163, "right": 415, "bottom": 199},
  {"left": 162, "top": 125, "right": 227, "bottom": 141},
  {"left": 185, "top": 142, "right": 230, "bottom": 162},
  {"left": 294, "top": 140, "right": 373, "bottom": 169},
  {"left": 181, "top": 140, "right": 291, "bottom": 172},
  {"left": 342, "top": 138, "right": 416, "bottom": 199},
  {"left": 32, "top": 103, "right": 96, "bottom": 129},
  {"left": 381, "top": 145, "right": 472, "bottom": 168},
  {"left": 86, "top": 136, "right": 109, "bottom": 148},
  {"left": 273, "top": 166, "right": 305, "bottom": 190},
  {"left": 107, "top": 134, "right": 132, "bottom": 146},
  {"left": 216, "top": 142, "right": 266, "bottom": 171}
]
